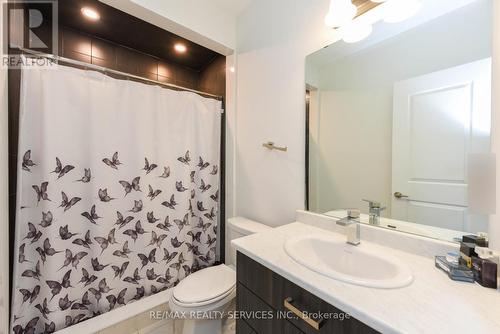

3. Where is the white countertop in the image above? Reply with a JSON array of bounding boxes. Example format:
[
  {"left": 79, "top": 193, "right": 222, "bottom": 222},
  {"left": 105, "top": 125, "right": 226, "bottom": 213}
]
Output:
[{"left": 232, "top": 222, "right": 500, "bottom": 334}]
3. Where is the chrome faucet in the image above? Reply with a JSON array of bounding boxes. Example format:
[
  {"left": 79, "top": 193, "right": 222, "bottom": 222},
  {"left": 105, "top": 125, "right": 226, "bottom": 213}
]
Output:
[
  {"left": 336, "top": 209, "right": 361, "bottom": 246},
  {"left": 362, "top": 199, "right": 386, "bottom": 225}
]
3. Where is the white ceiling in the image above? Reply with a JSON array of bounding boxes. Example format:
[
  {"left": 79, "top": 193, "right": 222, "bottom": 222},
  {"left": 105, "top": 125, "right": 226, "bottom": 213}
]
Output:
[{"left": 211, "top": 0, "right": 252, "bottom": 14}]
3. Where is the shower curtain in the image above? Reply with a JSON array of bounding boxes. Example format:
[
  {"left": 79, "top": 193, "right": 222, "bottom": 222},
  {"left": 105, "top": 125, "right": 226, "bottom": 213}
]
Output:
[{"left": 11, "top": 62, "right": 222, "bottom": 333}]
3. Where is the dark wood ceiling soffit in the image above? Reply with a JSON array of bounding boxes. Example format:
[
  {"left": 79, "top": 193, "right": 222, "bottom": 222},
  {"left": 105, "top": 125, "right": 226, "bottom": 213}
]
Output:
[{"left": 28, "top": 0, "right": 221, "bottom": 72}]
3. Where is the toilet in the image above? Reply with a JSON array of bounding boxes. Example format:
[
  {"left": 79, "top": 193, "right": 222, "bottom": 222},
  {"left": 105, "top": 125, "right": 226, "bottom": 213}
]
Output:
[{"left": 169, "top": 217, "right": 271, "bottom": 334}]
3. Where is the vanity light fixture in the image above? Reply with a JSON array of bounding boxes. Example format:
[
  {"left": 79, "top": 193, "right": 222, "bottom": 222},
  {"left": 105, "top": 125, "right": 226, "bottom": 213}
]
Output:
[
  {"left": 174, "top": 43, "right": 187, "bottom": 53},
  {"left": 81, "top": 7, "right": 100, "bottom": 21},
  {"left": 324, "top": 0, "right": 423, "bottom": 43},
  {"left": 324, "top": 0, "right": 357, "bottom": 28},
  {"left": 383, "top": 0, "right": 422, "bottom": 23},
  {"left": 341, "top": 21, "right": 373, "bottom": 43}
]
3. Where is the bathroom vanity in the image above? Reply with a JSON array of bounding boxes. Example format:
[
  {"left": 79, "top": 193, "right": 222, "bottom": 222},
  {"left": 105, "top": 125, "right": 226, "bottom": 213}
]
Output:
[
  {"left": 236, "top": 252, "right": 378, "bottom": 333},
  {"left": 232, "top": 217, "right": 500, "bottom": 334}
]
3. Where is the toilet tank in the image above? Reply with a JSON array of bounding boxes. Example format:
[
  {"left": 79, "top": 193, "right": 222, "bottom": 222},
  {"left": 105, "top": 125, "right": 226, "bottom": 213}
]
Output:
[{"left": 225, "top": 217, "right": 271, "bottom": 267}]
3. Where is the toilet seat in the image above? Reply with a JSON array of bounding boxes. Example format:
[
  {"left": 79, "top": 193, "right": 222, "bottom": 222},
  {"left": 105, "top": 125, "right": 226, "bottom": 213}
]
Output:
[
  {"left": 171, "top": 286, "right": 236, "bottom": 308},
  {"left": 171, "top": 264, "right": 236, "bottom": 308}
]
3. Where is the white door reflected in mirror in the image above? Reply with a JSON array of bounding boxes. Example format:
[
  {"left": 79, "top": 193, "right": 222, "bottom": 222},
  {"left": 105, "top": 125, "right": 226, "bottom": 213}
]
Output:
[{"left": 392, "top": 58, "right": 491, "bottom": 233}]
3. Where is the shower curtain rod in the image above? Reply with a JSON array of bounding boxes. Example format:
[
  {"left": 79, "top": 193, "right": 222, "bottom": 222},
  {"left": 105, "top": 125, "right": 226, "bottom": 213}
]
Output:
[{"left": 13, "top": 46, "right": 224, "bottom": 100}]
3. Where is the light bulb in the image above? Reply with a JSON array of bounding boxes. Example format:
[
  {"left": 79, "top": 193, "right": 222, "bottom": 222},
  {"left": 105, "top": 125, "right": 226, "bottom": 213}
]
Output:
[
  {"left": 174, "top": 43, "right": 187, "bottom": 53},
  {"left": 324, "top": 0, "right": 357, "bottom": 28},
  {"left": 341, "top": 21, "right": 373, "bottom": 43},
  {"left": 81, "top": 7, "right": 100, "bottom": 21},
  {"left": 383, "top": 0, "right": 422, "bottom": 23}
]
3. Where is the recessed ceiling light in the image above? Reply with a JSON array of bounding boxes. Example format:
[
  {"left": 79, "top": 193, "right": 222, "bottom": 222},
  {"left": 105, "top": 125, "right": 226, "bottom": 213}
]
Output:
[
  {"left": 81, "top": 7, "right": 100, "bottom": 21},
  {"left": 174, "top": 43, "right": 187, "bottom": 53}
]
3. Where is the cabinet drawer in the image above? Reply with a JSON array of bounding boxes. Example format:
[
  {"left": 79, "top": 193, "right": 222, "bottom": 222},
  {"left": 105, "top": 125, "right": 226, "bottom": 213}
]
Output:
[
  {"left": 237, "top": 282, "right": 280, "bottom": 333},
  {"left": 237, "top": 282, "right": 304, "bottom": 334},
  {"left": 237, "top": 252, "right": 379, "bottom": 334},
  {"left": 236, "top": 319, "right": 257, "bottom": 334}
]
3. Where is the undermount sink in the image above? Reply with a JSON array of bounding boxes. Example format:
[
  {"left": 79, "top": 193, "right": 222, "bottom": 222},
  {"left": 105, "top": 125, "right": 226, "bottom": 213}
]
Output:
[{"left": 284, "top": 234, "right": 413, "bottom": 289}]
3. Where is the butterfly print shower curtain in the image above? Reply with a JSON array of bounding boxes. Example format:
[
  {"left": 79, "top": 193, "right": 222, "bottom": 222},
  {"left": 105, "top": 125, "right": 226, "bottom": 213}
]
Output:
[{"left": 11, "top": 63, "right": 222, "bottom": 333}]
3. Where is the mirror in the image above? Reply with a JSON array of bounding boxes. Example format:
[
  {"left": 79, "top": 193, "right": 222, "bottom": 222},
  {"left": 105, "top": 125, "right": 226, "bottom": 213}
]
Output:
[{"left": 305, "top": 0, "right": 493, "bottom": 243}]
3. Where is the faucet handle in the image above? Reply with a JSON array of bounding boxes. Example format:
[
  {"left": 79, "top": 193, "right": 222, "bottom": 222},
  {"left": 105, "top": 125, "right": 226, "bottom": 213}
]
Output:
[
  {"left": 362, "top": 199, "right": 381, "bottom": 208},
  {"left": 347, "top": 209, "right": 360, "bottom": 219},
  {"left": 337, "top": 209, "right": 359, "bottom": 226}
]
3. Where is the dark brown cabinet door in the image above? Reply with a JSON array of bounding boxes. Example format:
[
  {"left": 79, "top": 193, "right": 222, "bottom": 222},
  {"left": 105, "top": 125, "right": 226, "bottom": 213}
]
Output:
[
  {"left": 237, "top": 282, "right": 282, "bottom": 333},
  {"left": 236, "top": 252, "right": 379, "bottom": 334},
  {"left": 282, "top": 319, "right": 307, "bottom": 334},
  {"left": 236, "top": 318, "right": 257, "bottom": 334},
  {"left": 237, "top": 282, "right": 304, "bottom": 333}
]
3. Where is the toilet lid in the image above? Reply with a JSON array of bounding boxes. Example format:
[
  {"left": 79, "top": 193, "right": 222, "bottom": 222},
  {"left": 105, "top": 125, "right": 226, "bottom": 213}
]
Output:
[{"left": 173, "top": 264, "right": 236, "bottom": 304}]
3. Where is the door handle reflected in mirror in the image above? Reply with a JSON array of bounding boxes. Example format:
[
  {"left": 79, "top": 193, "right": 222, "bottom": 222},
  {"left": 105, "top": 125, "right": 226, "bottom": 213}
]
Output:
[{"left": 394, "top": 192, "right": 409, "bottom": 199}]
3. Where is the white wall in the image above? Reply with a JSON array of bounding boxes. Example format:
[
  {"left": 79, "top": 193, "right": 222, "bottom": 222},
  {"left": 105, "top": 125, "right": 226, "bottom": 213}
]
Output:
[
  {"left": 234, "top": 0, "right": 334, "bottom": 226},
  {"left": 308, "top": 89, "right": 320, "bottom": 213},
  {"left": 225, "top": 54, "right": 237, "bottom": 220},
  {"left": 311, "top": 0, "right": 491, "bottom": 215},
  {"left": 316, "top": 89, "right": 393, "bottom": 214},
  {"left": 0, "top": 0, "right": 9, "bottom": 331}
]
